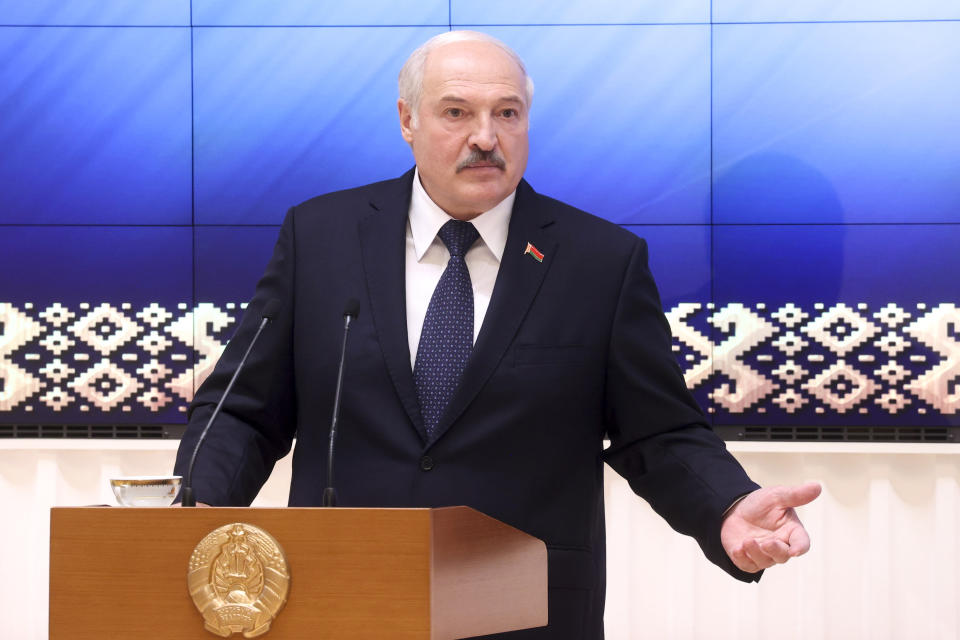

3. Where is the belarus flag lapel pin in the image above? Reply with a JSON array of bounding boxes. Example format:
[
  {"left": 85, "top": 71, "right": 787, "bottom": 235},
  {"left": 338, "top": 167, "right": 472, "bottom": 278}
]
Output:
[{"left": 524, "top": 242, "right": 544, "bottom": 263}]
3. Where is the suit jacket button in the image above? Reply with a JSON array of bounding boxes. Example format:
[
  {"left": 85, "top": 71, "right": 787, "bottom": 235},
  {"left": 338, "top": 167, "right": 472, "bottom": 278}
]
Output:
[{"left": 419, "top": 456, "right": 434, "bottom": 471}]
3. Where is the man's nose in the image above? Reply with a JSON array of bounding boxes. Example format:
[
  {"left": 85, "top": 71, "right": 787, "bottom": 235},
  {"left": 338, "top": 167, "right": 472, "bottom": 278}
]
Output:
[{"left": 467, "top": 115, "right": 497, "bottom": 151}]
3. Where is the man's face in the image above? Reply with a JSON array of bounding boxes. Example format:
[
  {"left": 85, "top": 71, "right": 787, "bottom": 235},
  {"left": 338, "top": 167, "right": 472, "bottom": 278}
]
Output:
[{"left": 399, "top": 40, "right": 530, "bottom": 220}]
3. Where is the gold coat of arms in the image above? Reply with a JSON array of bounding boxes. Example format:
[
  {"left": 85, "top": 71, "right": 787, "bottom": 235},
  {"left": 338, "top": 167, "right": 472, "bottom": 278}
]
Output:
[{"left": 188, "top": 523, "right": 291, "bottom": 637}]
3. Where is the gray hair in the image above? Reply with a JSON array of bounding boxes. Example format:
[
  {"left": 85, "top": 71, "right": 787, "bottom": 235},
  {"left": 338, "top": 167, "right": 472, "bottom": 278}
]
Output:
[{"left": 398, "top": 30, "right": 535, "bottom": 126}]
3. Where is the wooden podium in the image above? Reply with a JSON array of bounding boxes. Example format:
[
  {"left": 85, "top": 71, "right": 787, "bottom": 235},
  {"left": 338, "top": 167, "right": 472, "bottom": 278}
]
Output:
[{"left": 50, "top": 506, "right": 548, "bottom": 639}]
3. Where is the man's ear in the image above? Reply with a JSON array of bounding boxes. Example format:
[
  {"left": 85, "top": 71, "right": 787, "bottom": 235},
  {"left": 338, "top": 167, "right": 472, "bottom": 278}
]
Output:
[{"left": 398, "top": 99, "right": 415, "bottom": 145}]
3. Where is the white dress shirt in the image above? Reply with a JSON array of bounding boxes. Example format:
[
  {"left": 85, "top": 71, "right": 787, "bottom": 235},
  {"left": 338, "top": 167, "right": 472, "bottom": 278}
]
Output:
[{"left": 405, "top": 168, "right": 515, "bottom": 369}]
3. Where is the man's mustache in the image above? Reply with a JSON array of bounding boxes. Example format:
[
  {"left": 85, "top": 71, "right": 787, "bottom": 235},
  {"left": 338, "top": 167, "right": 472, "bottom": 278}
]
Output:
[{"left": 456, "top": 150, "right": 506, "bottom": 173}]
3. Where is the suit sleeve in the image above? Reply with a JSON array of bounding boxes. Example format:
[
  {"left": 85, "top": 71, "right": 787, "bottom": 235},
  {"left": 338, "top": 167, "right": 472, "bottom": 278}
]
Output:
[
  {"left": 600, "top": 236, "right": 762, "bottom": 582},
  {"left": 173, "top": 208, "right": 298, "bottom": 505}
]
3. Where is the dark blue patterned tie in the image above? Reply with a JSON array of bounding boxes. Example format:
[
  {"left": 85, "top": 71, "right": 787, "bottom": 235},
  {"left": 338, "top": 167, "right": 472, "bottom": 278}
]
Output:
[{"left": 414, "top": 219, "right": 480, "bottom": 440}]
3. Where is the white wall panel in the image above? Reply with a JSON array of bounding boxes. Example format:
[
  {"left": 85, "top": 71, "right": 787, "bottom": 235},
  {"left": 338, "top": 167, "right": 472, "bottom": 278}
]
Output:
[{"left": 1, "top": 440, "right": 957, "bottom": 639}]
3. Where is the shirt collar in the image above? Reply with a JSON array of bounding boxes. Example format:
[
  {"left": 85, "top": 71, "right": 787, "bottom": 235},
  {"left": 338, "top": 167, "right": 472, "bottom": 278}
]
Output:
[{"left": 409, "top": 167, "right": 514, "bottom": 262}]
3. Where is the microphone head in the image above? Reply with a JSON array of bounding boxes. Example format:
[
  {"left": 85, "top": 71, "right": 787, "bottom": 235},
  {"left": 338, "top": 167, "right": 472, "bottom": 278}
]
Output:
[
  {"left": 261, "top": 299, "right": 282, "bottom": 321},
  {"left": 343, "top": 298, "right": 360, "bottom": 319}
]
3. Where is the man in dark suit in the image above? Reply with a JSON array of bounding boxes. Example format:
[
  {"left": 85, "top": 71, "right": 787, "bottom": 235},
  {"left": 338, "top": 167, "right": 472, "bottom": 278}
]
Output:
[{"left": 175, "top": 31, "right": 819, "bottom": 638}]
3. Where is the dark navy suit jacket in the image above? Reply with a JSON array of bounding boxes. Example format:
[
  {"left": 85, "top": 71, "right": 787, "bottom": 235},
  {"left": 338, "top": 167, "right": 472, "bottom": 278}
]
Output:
[{"left": 175, "top": 169, "right": 760, "bottom": 639}]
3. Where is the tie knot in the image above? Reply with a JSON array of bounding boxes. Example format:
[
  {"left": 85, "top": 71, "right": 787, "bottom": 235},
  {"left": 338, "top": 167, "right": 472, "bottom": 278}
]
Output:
[{"left": 437, "top": 220, "right": 479, "bottom": 258}]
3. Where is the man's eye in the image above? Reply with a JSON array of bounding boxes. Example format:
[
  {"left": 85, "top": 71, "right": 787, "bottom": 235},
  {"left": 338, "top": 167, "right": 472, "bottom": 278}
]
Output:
[
  {"left": 447, "top": 108, "right": 463, "bottom": 118},
  {"left": 501, "top": 108, "right": 517, "bottom": 118}
]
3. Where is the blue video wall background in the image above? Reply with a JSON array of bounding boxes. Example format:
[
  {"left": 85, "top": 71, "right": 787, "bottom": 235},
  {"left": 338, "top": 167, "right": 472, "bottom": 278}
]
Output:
[{"left": 1, "top": 1, "right": 958, "bottom": 433}]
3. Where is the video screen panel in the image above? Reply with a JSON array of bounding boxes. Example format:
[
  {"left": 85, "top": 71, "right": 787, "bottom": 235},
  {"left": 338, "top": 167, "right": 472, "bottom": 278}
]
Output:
[
  {"left": 712, "top": 224, "right": 960, "bottom": 427},
  {"left": 714, "top": 0, "right": 960, "bottom": 22},
  {"left": 0, "top": 26, "right": 192, "bottom": 224},
  {"left": 450, "top": 0, "right": 709, "bottom": 24},
  {"left": 192, "top": 0, "right": 447, "bottom": 26},
  {"left": 0, "top": 0, "right": 190, "bottom": 25},
  {"left": 0, "top": 226, "right": 192, "bottom": 424},
  {"left": 485, "top": 25, "right": 711, "bottom": 225},
  {"left": 713, "top": 22, "right": 960, "bottom": 224},
  {"left": 193, "top": 26, "right": 444, "bottom": 224}
]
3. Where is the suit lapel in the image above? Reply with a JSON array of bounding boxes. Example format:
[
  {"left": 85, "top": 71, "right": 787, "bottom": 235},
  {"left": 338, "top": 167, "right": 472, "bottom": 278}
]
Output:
[
  {"left": 358, "top": 169, "right": 427, "bottom": 440},
  {"left": 429, "top": 180, "right": 557, "bottom": 446}
]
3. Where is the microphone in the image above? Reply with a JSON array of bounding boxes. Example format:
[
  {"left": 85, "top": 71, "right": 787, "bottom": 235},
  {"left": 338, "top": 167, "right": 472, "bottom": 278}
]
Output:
[
  {"left": 180, "top": 299, "right": 281, "bottom": 507},
  {"left": 323, "top": 298, "right": 360, "bottom": 507}
]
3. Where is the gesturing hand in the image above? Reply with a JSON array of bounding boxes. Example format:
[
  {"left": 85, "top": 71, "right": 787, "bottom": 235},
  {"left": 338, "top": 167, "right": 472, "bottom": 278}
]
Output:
[{"left": 721, "top": 482, "right": 821, "bottom": 573}]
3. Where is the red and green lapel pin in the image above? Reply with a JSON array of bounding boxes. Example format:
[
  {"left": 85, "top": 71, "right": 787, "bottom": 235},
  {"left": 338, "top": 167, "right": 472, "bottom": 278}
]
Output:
[{"left": 524, "top": 242, "right": 544, "bottom": 263}]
